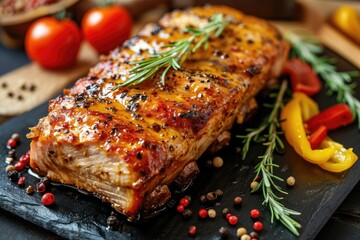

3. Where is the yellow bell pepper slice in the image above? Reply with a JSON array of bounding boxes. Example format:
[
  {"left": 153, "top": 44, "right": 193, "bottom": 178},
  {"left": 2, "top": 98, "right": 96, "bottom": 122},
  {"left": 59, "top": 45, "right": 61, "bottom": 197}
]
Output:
[
  {"left": 331, "top": 6, "right": 360, "bottom": 45},
  {"left": 294, "top": 92, "right": 319, "bottom": 121},
  {"left": 318, "top": 138, "right": 358, "bottom": 173},
  {"left": 281, "top": 93, "right": 335, "bottom": 164}
]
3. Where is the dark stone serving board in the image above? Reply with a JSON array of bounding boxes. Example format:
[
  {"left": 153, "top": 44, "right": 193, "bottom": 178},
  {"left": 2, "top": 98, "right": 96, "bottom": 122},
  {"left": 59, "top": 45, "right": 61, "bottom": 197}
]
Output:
[{"left": 0, "top": 49, "right": 359, "bottom": 240}]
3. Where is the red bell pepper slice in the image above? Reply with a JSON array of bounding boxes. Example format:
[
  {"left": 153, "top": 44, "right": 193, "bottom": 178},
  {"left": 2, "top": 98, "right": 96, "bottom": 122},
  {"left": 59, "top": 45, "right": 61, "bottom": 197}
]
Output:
[
  {"left": 282, "top": 58, "right": 322, "bottom": 96},
  {"left": 305, "top": 104, "right": 353, "bottom": 132},
  {"left": 308, "top": 125, "right": 328, "bottom": 149}
]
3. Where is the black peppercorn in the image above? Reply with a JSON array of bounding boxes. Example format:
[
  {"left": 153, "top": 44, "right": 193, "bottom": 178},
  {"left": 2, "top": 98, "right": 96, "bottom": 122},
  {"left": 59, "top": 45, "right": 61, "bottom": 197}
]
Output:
[
  {"left": 40, "top": 177, "right": 51, "bottom": 188},
  {"left": 222, "top": 208, "right": 230, "bottom": 216},
  {"left": 107, "top": 214, "right": 120, "bottom": 230},
  {"left": 200, "top": 195, "right": 207, "bottom": 203},
  {"left": 182, "top": 209, "right": 193, "bottom": 218},
  {"left": 215, "top": 189, "right": 223, "bottom": 197},
  {"left": 206, "top": 192, "right": 217, "bottom": 201},
  {"left": 250, "top": 231, "right": 259, "bottom": 238},
  {"left": 7, "top": 149, "right": 16, "bottom": 158},
  {"left": 7, "top": 170, "right": 18, "bottom": 182},
  {"left": 184, "top": 195, "right": 191, "bottom": 203},
  {"left": 219, "top": 226, "right": 229, "bottom": 239}
]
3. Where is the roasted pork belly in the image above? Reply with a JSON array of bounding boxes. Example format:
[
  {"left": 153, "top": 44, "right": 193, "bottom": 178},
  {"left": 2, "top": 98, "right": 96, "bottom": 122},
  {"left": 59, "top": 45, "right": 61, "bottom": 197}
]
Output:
[{"left": 28, "top": 5, "right": 289, "bottom": 219}]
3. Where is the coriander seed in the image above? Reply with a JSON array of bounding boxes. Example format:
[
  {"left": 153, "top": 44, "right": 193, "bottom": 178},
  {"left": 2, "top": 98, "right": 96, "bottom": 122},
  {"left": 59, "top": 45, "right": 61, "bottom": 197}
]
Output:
[
  {"left": 287, "top": 176, "right": 296, "bottom": 186},
  {"left": 236, "top": 227, "right": 247, "bottom": 237},
  {"left": 250, "top": 181, "right": 259, "bottom": 190},
  {"left": 240, "top": 234, "right": 251, "bottom": 240},
  {"left": 212, "top": 156, "right": 224, "bottom": 168},
  {"left": 208, "top": 208, "right": 216, "bottom": 218},
  {"left": 5, "top": 165, "right": 15, "bottom": 172}
]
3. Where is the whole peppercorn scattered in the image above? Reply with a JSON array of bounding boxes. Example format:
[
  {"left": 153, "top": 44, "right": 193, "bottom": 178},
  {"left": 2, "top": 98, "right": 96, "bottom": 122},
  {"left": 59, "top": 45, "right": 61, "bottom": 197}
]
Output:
[
  {"left": 41, "top": 192, "right": 55, "bottom": 206},
  {"left": 228, "top": 215, "right": 238, "bottom": 225},
  {"left": 236, "top": 227, "right": 247, "bottom": 237},
  {"left": 198, "top": 208, "right": 208, "bottom": 218},
  {"left": 184, "top": 195, "right": 191, "bottom": 203},
  {"left": 212, "top": 156, "right": 224, "bottom": 168},
  {"left": 188, "top": 225, "right": 196, "bottom": 237},
  {"left": 219, "top": 226, "right": 229, "bottom": 239},
  {"left": 5, "top": 165, "right": 15, "bottom": 172},
  {"left": 249, "top": 231, "right": 259, "bottom": 238},
  {"left": 208, "top": 208, "right": 216, "bottom": 218},
  {"left": 226, "top": 213, "right": 232, "bottom": 220},
  {"left": 5, "top": 157, "right": 14, "bottom": 164},
  {"left": 177, "top": 205, "right": 185, "bottom": 213},
  {"left": 250, "top": 181, "right": 259, "bottom": 190},
  {"left": 287, "top": 176, "right": 296, "bottom": 186},
  {"left": 254, "top": 175, "right": 261, "bottom": 182},
  {"left": 26, "top": 185, "right": 34, "bottom": 194},
  {"left": 200, "top": 195, "right": 207, "bottom": 203},
  {"left": 222, "top": 208, "right": 230, "bottom": 216},
  {"left": 180, "top": 197, "right": 190, "bottom": 207},
  {"left": 19, "top": 155, "right": 30, "bottom": 165},
  {"left": 205, "top": 159, "right": 213, "bottom": 167},
  {"left": 7, "top": 139, "right": 17, "bottom": 149},
  {"left": 7, "top": 170, "right": 18, "bottom": 181},
  {"left": 40, "top": 177, "right": 51, "bottom": 187},
  {"left": 14, "top": 161, "right": 25, "bottom": 172},
  {"left": 214, "top": 189, "right": 223, "bottom": 197},
  {"left": 18, "top": 176, "right": 25, "bottom": 187},
  {"left": 234, "top": 196, "right": 243, "bottom": 205},
  {"left": 241, "top": 234, "right": 251, "bottom": 240},
  {"left": 206, "top": 192, "right": 217, "bottom": 201},
  {"left": 11, "top": 133, "right": 21, "bottom": 142},
  {"left": 250, "top": 238, "right": 257, "bottom": 240},
  {"left": 107, "top": 213, "right": 120, "bottom": 230},
  {"left": 36, "top": 181, "right": 46, "bottom": 193},
  {"left": 253, "top": 221, "right": 263, "bottom": 232},
  {"left": 7, "top": 149, "right": 16, "bottom": 158},
  {"left": 250, "top": 209, "right": 260, "bottom": 219},
  {"left": 183, "top": 209, "right": 193, "bottom": 218}
]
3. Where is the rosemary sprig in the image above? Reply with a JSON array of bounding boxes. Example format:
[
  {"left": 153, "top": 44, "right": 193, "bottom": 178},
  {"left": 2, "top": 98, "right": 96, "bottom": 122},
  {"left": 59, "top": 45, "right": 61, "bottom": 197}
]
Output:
[
  {"left": 113, "top": 14, "right": 227, "bottom": 89},
  {"left": 238, "top": 80, "right": 301, "bottom": 236},
  {"left": 285, "top": 32, "right": 360, "bottom": 129}
]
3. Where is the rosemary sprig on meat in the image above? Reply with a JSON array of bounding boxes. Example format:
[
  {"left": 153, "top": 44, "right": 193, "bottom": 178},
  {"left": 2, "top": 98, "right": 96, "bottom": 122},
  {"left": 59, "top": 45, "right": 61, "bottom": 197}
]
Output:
[
  {"left": 238, "top": 80, "right": 301, "bottom": 236},
  {"left": 285, "top": 33, "right": 360, "bottom": 129},
  {"left": 113, "top": 14, "right": 227, "bottom": 89}
]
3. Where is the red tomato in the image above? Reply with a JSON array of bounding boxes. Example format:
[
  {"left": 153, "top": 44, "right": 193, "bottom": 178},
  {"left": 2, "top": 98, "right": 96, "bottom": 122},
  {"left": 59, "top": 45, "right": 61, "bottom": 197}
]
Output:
[
  {"left": 82, "top": 5, "right": 132, "bottom": 54},
  {"left": 25, "top": 17, "right": 82, "bottom": 70},
  {"left": 282, "top": 58, "right": 322, "bottom": 96}
]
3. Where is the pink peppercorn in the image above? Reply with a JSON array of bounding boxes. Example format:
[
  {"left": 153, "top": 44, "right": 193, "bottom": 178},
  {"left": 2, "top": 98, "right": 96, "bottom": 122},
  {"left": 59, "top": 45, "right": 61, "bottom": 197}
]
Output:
[
  {"left": 198, "top": 209, "right": 208, "bottom": 218},
  {"left": 228, "top": 215, "right": 238, "bottom": 225},
  {"left": 250, "top": 209, "right": 260, "bottom": 219},
  {"left": 253, "top": 221, "right": 263, "bottom": 232},
  {"left": 41, "top": 192, "right": 55, "bottom": 206}
]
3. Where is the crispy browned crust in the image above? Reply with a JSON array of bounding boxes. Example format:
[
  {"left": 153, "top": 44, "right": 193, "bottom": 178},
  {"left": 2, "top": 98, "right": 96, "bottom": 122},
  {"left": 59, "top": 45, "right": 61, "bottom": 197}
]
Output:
[{"left": 28, "top": 5, "right": 289, "bottom": 219}]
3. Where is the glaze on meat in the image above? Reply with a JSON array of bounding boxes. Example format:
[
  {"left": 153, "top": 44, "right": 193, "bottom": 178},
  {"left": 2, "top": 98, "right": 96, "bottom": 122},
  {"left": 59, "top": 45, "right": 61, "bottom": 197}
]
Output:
[{"left": 28, "top": 5, "right": 289, "bottom": 219}]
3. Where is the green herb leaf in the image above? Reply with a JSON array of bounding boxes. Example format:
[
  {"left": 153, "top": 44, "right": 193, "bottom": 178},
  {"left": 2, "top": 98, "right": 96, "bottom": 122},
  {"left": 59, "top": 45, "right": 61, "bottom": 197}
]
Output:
[
  {"left": 237, "top": 80, "right": 301, "bottom": 236},
  {"left": 285, "top": 32, "right": 360, "bottom": 129},
  {"left": 113, "top": 14, "right": 227, "bottom": 90}
]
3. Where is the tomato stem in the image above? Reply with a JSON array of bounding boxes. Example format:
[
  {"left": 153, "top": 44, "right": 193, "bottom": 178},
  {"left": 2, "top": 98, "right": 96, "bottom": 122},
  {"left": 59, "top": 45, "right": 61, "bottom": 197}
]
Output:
[{"left": 54, "top": 10, "right": 67, "bottom": 21}]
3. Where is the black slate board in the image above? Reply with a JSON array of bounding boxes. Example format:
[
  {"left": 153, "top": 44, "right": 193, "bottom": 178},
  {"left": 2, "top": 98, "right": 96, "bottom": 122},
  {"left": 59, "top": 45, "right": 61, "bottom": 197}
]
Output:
[{"left": 0, "top": 49, "right": 359, "bottom": 240}]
